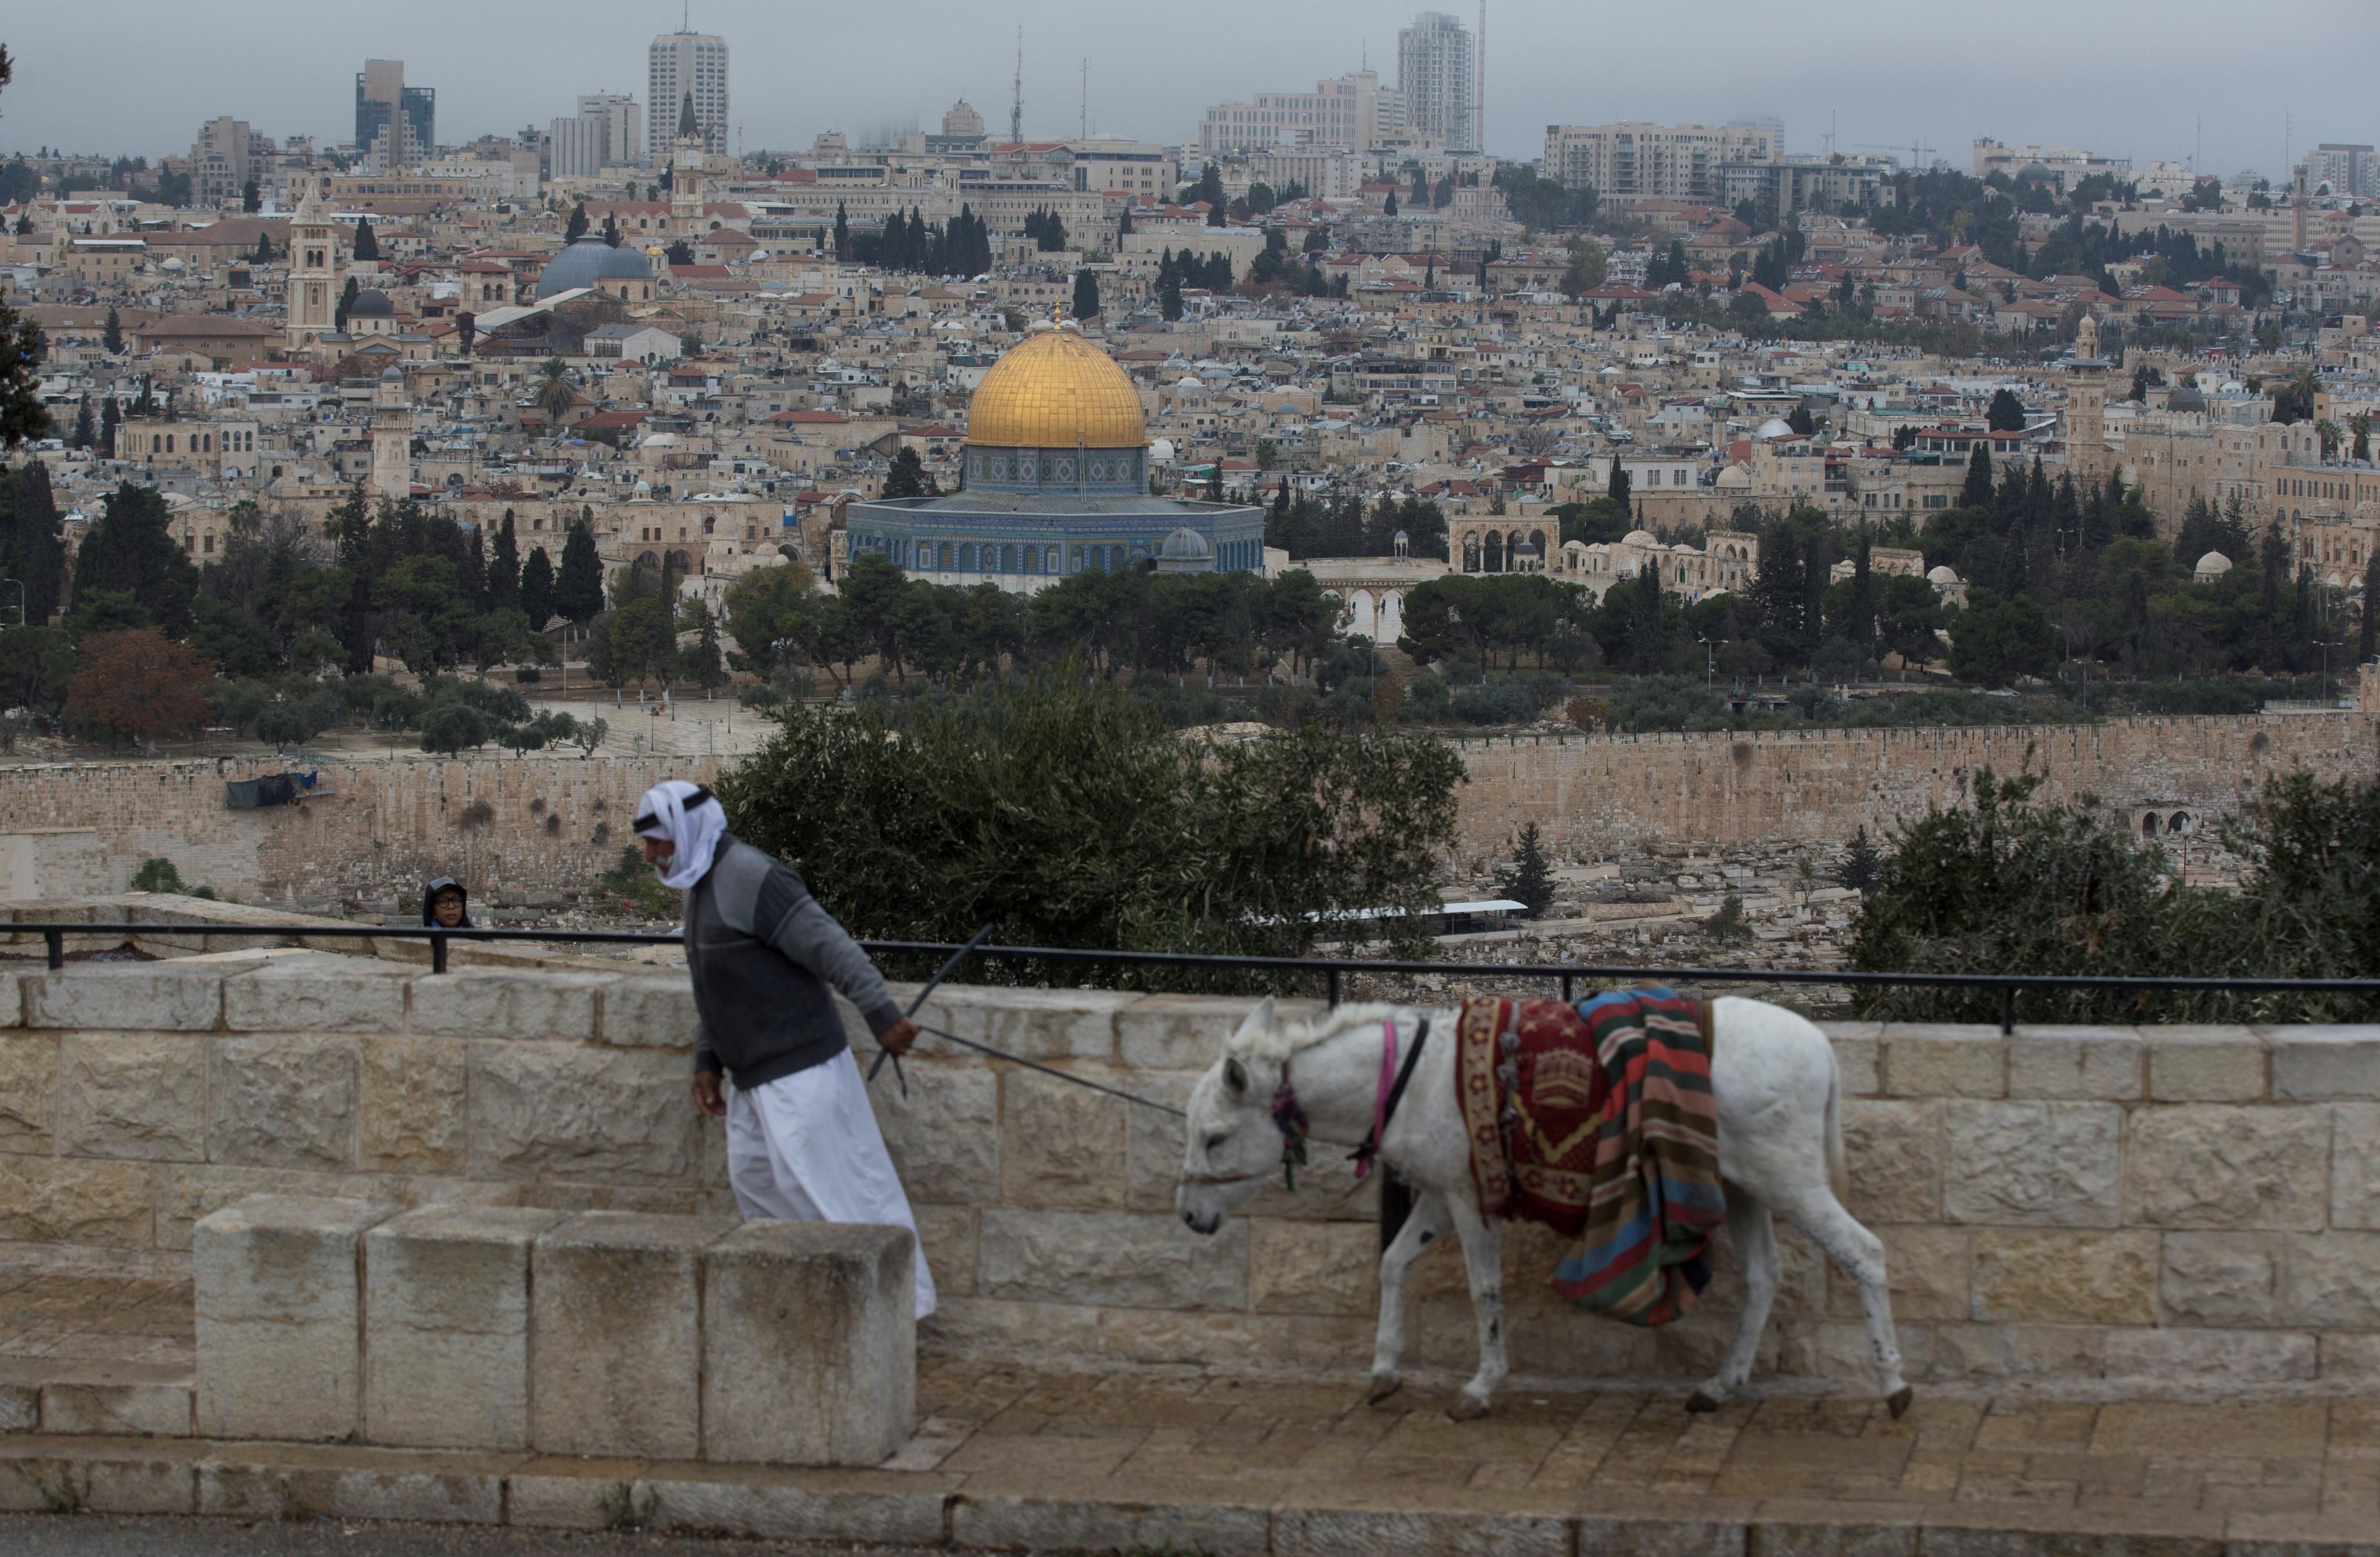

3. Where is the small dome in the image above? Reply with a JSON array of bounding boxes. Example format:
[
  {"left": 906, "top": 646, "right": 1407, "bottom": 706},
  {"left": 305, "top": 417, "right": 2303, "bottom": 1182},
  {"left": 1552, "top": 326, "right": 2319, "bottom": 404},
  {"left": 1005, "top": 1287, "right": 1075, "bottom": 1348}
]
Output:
[
  {"left": 2019, "top": 162, "right": 2055, "bottom": 183},
  {"left": 1392, "top": 529, "right": 1410, "bottom": 543},
  {"left": 1512, "top": 539, "right": 1540, "bottom": 557},
  {"left": 1672, "top": 541, "right": 1697, "bottom": 553},
  {"left": 1927, "top": 564, "right": 1960, "bottom": 584},
  {"left": 1149, "top": 437, "right": 1176, "bottom": 463},
  {"left": 2195, "top": 551, "right": 2233, "bottom": 575},
  {"left": 349, "top": 288, "right": 395, "bottom": 317},
  {"left": 1623, "top": 529, "right": 1659, "bottom": 547},
  {"left": 161, "top": 257, "right": 184, "bottom": 272},
  {"left": 380, "top": 365, "right": 402, "bottom": 382},
  {"left": 1159, "top": 526, "right": 1213, "bottom": 562},
  {"left": 2168, "top": 386, "right": 2206, "bottom": 412},
  {"left": 1757, "top": 416, "right": 1794, "bottom": 438}
]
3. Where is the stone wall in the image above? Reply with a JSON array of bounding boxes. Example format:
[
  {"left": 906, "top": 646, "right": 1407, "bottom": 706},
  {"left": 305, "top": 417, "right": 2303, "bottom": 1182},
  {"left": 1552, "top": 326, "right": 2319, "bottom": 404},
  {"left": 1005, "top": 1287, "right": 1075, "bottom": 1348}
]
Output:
[
  {"left": 3, "top": 955, "right": 2375, "bottom": 1390},
  {"left": 0, "top": 754, "right": 723, "bottom": 905},
  {"left": 1451, "top": 711, "right": 2380, "bottom": 864}
]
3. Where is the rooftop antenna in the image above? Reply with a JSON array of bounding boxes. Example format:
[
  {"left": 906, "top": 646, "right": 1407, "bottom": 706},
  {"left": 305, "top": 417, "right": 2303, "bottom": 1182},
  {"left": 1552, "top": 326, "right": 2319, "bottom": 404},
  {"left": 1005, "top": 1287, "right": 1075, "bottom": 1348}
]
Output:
[
  {"left": 1010, "top": 26, "right": 1023, "bottom": 143},
  {"left": 1476, "top": 0, "right": 1485, "bottom": 154},
  {"left": 1080, "top": 58, "right": 1087, "bottom": 141}
]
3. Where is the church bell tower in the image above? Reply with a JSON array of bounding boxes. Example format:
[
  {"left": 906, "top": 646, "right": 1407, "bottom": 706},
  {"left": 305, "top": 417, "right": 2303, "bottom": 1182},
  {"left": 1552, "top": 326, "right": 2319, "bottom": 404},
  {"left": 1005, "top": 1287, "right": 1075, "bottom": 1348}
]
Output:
[{"left": 285, "top": 182, "right": 342, "bottom": 353}]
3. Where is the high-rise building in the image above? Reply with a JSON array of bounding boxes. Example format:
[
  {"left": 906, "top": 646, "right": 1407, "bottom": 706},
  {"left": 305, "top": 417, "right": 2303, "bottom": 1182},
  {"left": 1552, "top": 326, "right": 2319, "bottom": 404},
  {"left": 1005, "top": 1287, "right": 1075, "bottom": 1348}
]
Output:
[
  {"left": 647, "top": 30, "right": 729, "bottom": 164},
  {"left": 1396, "top": 11, "right": 1476, "bottom": 152},
  {"left": 2304, "top": 143, "right": 2377, "bottom": 199},
  {"left": 1196, "top": 71, "right": 1404, "bottom": 159},
  {"left": 549, "top": 92, "right": 644, "bottom": 178},
  {"left": 1543, "top": 121, "right": 1782, "bottom": 200},
  {"left": 355, "top": 59, "right": 435, "bottom": 172},
  {"left": 191, "top": 116, "right": 253, "bottom": 209}
]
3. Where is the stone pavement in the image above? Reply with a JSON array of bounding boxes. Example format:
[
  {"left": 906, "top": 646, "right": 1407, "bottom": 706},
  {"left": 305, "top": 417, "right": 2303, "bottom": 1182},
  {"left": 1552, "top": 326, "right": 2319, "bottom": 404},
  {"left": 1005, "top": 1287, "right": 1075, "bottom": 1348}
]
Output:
[{"left": 4, "top": 1254, "right": 2378, "bottom": 1553}]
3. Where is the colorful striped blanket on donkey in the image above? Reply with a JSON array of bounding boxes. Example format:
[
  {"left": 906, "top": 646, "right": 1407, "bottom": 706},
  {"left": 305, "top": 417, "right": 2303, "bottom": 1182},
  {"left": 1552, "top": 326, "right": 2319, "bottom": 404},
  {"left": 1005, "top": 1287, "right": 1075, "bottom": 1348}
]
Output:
[{"left": 1454, "top": 987, "right": 1725, "bottom": 1326}]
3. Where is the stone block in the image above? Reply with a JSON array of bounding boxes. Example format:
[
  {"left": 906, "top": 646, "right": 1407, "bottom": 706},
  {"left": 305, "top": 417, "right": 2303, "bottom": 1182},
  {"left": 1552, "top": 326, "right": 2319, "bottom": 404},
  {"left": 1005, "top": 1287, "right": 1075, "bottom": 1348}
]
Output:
[
  {"left": 979, "top": 1208, "right": 1248, "bottom": 1310},
  {"left": 24, "top": 964, "right": 224, "bottom": 1031},
  {"left": 1250, "top": 1217, "right": 1379, "bottom": 1315},
  {"left": 504, "top": 1461, "right": 649, "bottom": 1530},
  {"left": 911, "top": 1203, "right": 977, "bottom": 1299},
  {"left": 531, "top": 1210, "right": 737, "bottom": 1459},
  {"left": 2121, "top": 1105, "right": 2329, "bottom": 1231},
  {"left": 999, "top": 1065, "right": 1128, "bottom": 1210},
  {"left": 954, "top": 1491, "right": 1270, "bottom": 1557},
  {"left": 1941, "top": 1102, "right": 2121, "bottom": 1228},
  {"left": 701, "top": 1221, "right": 916, "bottom": 1465},
  {"left": 1116, "top": 993, "right": 1318, "bottom": 1071},
  {"left": 2102, "top": 1326, "right": 2317, "bottom": 1383},
  {"left": 1829, "top": 1225, "right": 1969, "bottom": 1322},
  {"left": 411, "top": 970, "right": 608, "bottom": 1041},
  {"left": 363, "top": 1206, "right": 567, "bottom": 1450},
  {"left": 2005, "top": 1026, "right": 2142, "bottom": 1099},
  {"left": 208, "top": 1034, "right": 357, "bottom": 1170},
  {"left": 2268, "top": 1026, "right": 2380, "bottom": 1100},
  {"left": 869, "top": 1057, "right": 999, "bottom": 1206},
  {"left": 466, "top": 1042, "right": 699, "bottom": 1183},
  {"left": 0, "top": 970, "right": 17, "bottom": 1027},
  {"left": 1921, "top": 1321, "right": 2101, "bottom": 1380},
  {"left": 0, "top": 1156, "right": 152, "bottom": 1245},
  {"left": 630, "top": 1465, "right": 951, "bottom": 1545},
  {"left": 1277, "top": 1504, "right": 1571, "bottom": 1557},
  {"left": 1822, "top": 1031, "right": 1880, "bottom": 1098},
  {"left": 1877, "top": 1024, "right": 2004, "bottom": 1098},
  {"left": 221, "top": 959, "right": 408, "bottom": 1034},
  {"left": 0, "top": 1034, "right": 55, "bottom": 1153},
  {"left": 1970, "top": 1229, "right": 2157, "bottom": 1323},
  {"left": 2335, "top": 1104, "right": 2380, "bottom": 1230},
  {"left": 2145, "top": 1026, "right": 2266, "bottom": 1102},
  {"left": 357, "top": 1036, "right": 467, "bottom": 1174},
  {"left": 2160, "top": 1232, "right": 2285, "bottom": 1327},
  {"left": 2282, "top": 1232, "right": 2380, "bottom": 1328},
  {"left": 40, "top": 1379, "right": 193, "bottom": 1437},
  {"left": 56, "top": 1033, "right": 207, "bottom": 1162},
  {"left": 601, "top": 974, "right": 698, "bottom": 1047},
  {"left": 153, "top": 1163, "right": 398, "bottom": 1252},
  {"left": 0, "top": 1450, "right": 198, "bottom": 1516},
  {"left": 195, "top": 1194, "right": 394, "bottom": 1441},
  {"left": 195, "top": 1443, "right": 516, "bottom": 1524},
  {"left": 1837, "top": 1102, "right": 1942, "bottom": 1224},
  {"left": 0, "top": 1380, "right": 33, "bottom": 1432},
  {"left": 915, "top": 984, "right": 1132, "bottom": 1063}
]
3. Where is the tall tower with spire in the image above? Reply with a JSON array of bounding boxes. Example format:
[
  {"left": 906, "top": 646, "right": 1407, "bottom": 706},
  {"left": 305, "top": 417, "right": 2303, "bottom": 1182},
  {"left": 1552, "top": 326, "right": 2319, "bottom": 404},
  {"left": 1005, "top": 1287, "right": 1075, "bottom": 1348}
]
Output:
[
  {"left": 284, "top": 182, "right": 341, "bottom": 353},
  {"left": 2065, "top": 313, "right": 2110, "bottom": 485},
  {"left": 669, "top": 90, "right": 707, "bottom": 231}
]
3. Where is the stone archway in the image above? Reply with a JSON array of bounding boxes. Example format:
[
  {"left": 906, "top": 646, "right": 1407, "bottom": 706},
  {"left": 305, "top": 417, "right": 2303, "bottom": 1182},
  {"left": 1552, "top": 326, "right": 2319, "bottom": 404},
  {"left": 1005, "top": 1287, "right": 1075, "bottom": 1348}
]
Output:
[
  {"left": 1483, "top": 532, "right": 1504, "bottom": 572},
  {"left": 1377, "top": 589, "right": 1405, "bottom": 643}
]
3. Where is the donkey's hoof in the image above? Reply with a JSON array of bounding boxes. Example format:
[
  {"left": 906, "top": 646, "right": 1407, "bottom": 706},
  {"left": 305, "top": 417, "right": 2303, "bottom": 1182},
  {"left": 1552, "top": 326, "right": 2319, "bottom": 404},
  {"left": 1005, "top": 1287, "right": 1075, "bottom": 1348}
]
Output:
[
  {"left": 1446, "top": 1393, "right": 1491, "bottom": 1422},
  {"left": 1365, "top": 1374, "right": 1403, "bottom": 1407},
  {"left": 1886, "top": 1386, "right": 1915, "bottom": 1420},
  {"left": 1684, "top": 1389, "right": 1723, "bottom": 1414}
]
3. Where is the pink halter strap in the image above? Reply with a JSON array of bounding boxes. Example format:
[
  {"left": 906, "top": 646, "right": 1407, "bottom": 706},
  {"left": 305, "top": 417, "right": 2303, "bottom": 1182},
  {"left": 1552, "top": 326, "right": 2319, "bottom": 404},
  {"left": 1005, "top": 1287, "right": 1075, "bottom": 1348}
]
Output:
[{"left": 1357, "top": 1018, "right": 1397, "bottom": 1182}]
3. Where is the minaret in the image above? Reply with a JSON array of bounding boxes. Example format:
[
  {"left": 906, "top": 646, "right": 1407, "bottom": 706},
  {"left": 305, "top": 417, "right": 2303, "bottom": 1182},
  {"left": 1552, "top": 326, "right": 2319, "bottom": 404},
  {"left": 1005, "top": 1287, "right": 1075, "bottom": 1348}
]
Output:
[
  {"left": 2065, "top": 313, "right": 2109, "bottom": 485},
  {"left": 370, "top": 367, "right": 412, "bottom": 499},
  {"left": 670, "top": 90, "right": 706, "bottom": 232},
  {"left": 284, "top": 182, "right": 341, "bottom": 353}
]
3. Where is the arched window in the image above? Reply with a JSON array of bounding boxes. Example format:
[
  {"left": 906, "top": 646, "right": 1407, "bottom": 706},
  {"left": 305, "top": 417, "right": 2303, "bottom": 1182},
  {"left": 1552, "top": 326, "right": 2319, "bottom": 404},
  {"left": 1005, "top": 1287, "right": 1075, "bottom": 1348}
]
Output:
[
  {"left": 1046, "top": 546, "right": 1060, "bottom": 573},
  {"left": 940, "top": 543, "right": 954, "bottom": 570}
]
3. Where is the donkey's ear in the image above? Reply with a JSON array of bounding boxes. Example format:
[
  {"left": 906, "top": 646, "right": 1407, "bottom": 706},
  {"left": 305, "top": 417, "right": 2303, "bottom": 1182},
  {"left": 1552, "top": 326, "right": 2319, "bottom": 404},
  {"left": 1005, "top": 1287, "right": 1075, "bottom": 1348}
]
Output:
[
  {"left": 1246, "top": 995, "right": 1276, "bottom": 1032},
  {"left": 1224, "top": 1057, "right": 1249, "bottom": 1096}
]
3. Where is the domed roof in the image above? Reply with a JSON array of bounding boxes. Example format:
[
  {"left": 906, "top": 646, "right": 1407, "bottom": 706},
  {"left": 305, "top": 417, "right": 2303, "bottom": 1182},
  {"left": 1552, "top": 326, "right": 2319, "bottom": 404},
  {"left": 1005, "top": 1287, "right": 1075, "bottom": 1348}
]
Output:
[
  {"left": 1623, "top": 528, "right": 1659, "bottom": 547},
  {"left": 349, "top": 287, "right": 395, "bottom": 317},
  {"left": 1927, "top": 564, "right": 1960, "bottom": 583},
  {"left": 1757, "top": 416, "right": 1794, "bottom": 438},
  {"left": 536, "top": 238, "right": 654, "bottom": 299},
  {"left": 965, "top": 325, "right": 1148, "bottom": 449},
  {"left": 2195, "top": 550, "right": 2233, "bottom": 574},
  {"left": 2168, "top": 386, "right": 2206, "bottom": 412},
  {"left": 2019, "top": 162, "right": 2055, "bottom": 182},
  {"left": 1159, "top": 526, "right": 1213, "bottom": 561}
]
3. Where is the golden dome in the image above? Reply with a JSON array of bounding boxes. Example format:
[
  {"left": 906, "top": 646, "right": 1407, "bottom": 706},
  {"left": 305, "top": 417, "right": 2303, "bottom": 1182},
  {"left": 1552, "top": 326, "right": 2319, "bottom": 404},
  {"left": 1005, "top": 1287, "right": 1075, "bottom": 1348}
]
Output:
[{"left": 965, "top": 325, "right": 1148, "bottom": 449}]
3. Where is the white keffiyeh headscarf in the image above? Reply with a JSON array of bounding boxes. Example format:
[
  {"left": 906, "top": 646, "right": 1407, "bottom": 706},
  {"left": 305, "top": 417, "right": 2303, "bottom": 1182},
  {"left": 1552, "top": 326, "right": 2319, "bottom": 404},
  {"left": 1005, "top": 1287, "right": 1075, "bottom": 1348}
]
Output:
[{"left": 633, "top": 779, "right": 726, "bottom": 891}]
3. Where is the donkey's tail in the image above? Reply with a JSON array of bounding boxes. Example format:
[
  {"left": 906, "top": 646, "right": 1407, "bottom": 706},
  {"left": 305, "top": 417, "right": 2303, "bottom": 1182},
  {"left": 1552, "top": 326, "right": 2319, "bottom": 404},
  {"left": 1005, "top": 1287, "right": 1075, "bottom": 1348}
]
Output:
[{"left": 1823, "top": 1047, "right": 1847, "bottom": 1202}]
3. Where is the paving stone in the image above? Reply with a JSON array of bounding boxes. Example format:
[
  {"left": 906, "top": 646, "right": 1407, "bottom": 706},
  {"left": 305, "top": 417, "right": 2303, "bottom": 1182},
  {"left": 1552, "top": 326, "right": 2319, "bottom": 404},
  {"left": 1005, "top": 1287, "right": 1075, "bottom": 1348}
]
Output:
[
  {"left": 363, "top": 1206, "right": 568, "bottom": 1450},
  {"left": 531, "top": 1210, "right": 737, "bottom": 1459}
]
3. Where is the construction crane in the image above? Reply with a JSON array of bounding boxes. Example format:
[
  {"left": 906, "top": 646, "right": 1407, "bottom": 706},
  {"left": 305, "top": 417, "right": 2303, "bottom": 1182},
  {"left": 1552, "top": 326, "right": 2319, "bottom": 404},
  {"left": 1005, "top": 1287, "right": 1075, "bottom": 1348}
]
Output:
[{"left": 1855, "top": 141, "right": 1937, "bottom": 171}]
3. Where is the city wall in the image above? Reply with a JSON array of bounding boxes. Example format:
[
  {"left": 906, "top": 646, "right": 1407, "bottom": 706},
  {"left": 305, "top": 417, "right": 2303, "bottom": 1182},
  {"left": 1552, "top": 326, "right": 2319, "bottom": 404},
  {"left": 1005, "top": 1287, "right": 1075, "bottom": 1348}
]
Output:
[
  {"left": 1452, "top": 712, "right": 2380, "bottom": 864},
  {"left": 0, "top": 712, "right": 2374, "bottom": 903},
  {"left": 3, "top": 952, "right": 2375, "bottom": 1392}
]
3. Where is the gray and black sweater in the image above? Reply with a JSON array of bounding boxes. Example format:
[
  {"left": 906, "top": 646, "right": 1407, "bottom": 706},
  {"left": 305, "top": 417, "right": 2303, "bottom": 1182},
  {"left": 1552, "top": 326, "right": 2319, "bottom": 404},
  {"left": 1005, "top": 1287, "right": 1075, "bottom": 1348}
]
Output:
[{"left": 684, "top": 835, "right": 903, "bottom": 1088}]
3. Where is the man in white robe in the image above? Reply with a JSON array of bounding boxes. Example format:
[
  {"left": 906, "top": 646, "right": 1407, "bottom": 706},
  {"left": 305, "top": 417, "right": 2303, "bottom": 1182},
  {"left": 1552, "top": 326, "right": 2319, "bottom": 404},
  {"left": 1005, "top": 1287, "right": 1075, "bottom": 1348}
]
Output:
[{"left": 636, "top": 780, "right": 935, "bottom": 1318}]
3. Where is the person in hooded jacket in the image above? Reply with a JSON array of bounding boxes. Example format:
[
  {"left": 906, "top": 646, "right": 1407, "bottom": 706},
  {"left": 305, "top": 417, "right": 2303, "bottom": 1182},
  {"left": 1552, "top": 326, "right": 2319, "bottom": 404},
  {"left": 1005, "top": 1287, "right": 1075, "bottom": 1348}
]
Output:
[
  {"left": 421, "top": 877, "right": 473, "bottom": 928},
  {"left": 632, "top": 778, "right": 934, "bottom": 1319}
]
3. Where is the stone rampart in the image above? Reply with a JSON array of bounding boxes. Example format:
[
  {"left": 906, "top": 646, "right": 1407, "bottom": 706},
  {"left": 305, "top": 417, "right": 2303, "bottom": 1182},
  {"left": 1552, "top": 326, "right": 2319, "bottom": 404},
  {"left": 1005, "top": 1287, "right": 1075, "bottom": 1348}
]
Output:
[
  {"left": 1452, "top": 711, "right": 2379, "bottom": 864},
  {"left": 3, "top": 955, "right": 2375, "bottom": 1391},
  {"left": 0, "top": 753, "right": 723, "bottom": 904}
]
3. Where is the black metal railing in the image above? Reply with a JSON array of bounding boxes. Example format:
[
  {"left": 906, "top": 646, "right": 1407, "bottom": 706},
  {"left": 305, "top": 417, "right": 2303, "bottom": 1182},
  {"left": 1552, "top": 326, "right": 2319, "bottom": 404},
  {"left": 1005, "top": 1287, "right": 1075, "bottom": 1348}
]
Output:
[{"left": 13, "top": 923, "right": 2380, "bottom": 1034}]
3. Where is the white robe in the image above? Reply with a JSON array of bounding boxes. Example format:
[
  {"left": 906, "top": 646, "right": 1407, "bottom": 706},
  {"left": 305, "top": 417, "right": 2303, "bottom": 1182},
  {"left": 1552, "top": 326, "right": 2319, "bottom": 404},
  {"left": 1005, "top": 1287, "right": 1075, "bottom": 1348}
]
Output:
[{"left": 725, "top": 1050, "right": 938, "bottom": 1319}]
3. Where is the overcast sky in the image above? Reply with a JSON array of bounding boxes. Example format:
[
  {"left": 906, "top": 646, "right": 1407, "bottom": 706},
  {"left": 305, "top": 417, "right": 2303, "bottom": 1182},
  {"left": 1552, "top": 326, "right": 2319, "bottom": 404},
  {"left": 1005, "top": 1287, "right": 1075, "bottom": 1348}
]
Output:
[{"left": 2, "top": 1, "right": 2372, "bottom": 181}]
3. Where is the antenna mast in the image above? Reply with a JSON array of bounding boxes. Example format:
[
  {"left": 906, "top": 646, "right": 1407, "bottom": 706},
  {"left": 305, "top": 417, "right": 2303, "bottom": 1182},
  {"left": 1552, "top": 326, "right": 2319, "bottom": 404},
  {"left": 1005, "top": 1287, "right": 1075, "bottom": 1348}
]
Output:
[
  {"left": 1476, "top": 0, "right": 1486, "bottom": 155},
  {"left": 1010, "top": 27, "right": 1023, "bottom": 143},
  {"left": 1080, "top": 58, "right": 1088, "bottom": 141}
]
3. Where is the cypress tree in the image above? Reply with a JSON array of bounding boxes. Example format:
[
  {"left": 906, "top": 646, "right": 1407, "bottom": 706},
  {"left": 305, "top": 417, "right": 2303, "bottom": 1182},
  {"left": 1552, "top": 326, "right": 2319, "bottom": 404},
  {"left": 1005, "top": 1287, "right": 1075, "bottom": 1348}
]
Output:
[
  {"left": 103, "top": 307, "right": 123, "bottom": 354},
  {"left": 99, "top": 397, "right": 119, "bottom": 458},
  {"left": 565, "top": 202, "right": 589, "bottom": 242},
  {"left": 1961, "top": 440, "right": 1993, "bottom": 507},
  {"left": 557, "top": 514, "right": 605, "bottom": 625},
  {"left": 70, "top": 394, "right": 94, "bottom": 450},
  {"left": 521, "top": 545, "right": 557, "bottom": 631},
  {"left": 352, "top": 215, "right": 379, "bottom": 261},
  {"left": 5, "top": 459, "right": 66, "bottom": 622},
  {"left": 488, "top": 511, "right": 521, "bottom": 611},
  {"left": 1071, "top": 268, "right": 1100, "bottom": 320},
  {"left": 833, "top": 200, "right": 849, "bottom": 261}
]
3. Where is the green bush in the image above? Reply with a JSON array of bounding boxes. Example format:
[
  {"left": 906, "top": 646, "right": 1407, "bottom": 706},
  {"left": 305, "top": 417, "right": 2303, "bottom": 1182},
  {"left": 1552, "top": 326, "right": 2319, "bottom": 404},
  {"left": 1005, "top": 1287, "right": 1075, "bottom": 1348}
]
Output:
[
  {"left": 130, "top": 858, "right": 185, "bottom": 893},
  {"left": 596, "top": 845, "right": 679, "bottom": 919},
  {"left": 714, "top": 670, "right": 1464, "bottom": 985}
]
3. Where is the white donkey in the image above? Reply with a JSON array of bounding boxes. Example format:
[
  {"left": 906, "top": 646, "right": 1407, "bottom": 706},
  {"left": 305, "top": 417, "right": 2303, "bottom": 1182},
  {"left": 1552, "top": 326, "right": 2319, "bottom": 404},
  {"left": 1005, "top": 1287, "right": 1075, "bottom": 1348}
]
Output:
[{"left": 1177, "top": 996, "right": 1911, "bottom": 1421}]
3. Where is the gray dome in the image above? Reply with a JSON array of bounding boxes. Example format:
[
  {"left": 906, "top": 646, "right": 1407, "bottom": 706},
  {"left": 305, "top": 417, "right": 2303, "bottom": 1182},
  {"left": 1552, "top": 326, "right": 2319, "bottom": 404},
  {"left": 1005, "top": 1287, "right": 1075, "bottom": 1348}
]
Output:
[
  {"left": 2018, "top": 162, "right": 2055, "bottom": 183},
  {"left": 537, "top": 238, "right": 654, "bottom": 299},
  {"left": 1159, "top": 526, "right": 1213, "bottom": 562},
  {"left": 348, "top": 287, "right": 395, "bottom": 317},
  {"left": 2168, "top": 386, "right": 2206, "bottom": 412}
]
